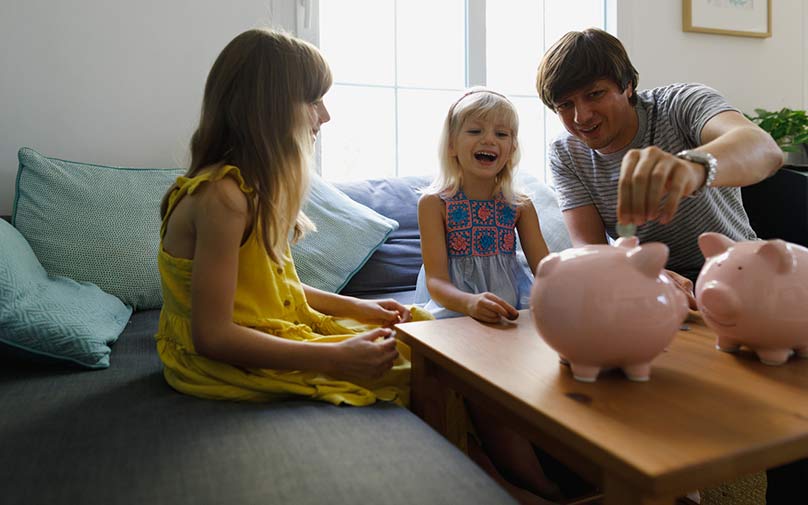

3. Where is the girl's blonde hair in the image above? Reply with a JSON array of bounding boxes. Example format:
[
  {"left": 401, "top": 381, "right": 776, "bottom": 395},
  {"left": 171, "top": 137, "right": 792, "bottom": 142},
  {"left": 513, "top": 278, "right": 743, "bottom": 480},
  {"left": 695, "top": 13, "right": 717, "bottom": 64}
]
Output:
[
  {"left": 428, "top": 87, "right": 527, "bottom": 204},
  {"left": 161, "top": 28, "right": 332, "bottom": 263}
]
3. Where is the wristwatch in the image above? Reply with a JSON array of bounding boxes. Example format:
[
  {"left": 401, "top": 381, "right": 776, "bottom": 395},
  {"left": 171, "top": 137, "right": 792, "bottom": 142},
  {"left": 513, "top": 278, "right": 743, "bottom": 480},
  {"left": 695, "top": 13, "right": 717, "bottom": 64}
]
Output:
[{"left": 675, "top": 149, "right": 717, "bottom": 196}]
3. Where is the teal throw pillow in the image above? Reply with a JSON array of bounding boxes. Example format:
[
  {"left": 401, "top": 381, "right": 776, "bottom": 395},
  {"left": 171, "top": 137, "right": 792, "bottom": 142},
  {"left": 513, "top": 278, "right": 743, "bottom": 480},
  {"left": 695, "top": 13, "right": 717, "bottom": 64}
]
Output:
[
  {"left": 292, "top": 174, "right": 399, "bottom": 292},
  {"left": 0, "top": 219, "right": 132, "bottom": 368},
  {"left": 12, "top": 148, "right": 185, "bottom": 310}
]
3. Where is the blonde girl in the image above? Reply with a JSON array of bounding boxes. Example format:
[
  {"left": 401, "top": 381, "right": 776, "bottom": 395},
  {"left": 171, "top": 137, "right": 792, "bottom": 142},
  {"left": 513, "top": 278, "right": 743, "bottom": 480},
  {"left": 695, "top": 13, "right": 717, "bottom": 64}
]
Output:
[
  {"left": 156, "top": 28, "right": 427, "bottom": 407},
  {"left": 417, "top": 87, "right": 550, "bottom": 322},
  {"left": 417, "top": 88, "right": 564, "bottom": 505}
]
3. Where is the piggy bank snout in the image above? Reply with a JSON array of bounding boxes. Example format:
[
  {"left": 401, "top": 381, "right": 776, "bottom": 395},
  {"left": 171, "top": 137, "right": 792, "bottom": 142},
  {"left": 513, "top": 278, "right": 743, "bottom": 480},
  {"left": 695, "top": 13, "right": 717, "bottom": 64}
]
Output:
[{"left": 698, "top": 283, "right": 740, "bottom": 323}]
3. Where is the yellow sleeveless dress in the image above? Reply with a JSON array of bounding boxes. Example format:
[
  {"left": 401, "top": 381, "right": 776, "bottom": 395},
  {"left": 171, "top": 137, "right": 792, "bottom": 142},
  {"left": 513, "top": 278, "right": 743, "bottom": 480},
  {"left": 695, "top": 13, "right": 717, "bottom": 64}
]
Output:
[{"left": 155, "top": 165, "right": 431, "bottom": 407}]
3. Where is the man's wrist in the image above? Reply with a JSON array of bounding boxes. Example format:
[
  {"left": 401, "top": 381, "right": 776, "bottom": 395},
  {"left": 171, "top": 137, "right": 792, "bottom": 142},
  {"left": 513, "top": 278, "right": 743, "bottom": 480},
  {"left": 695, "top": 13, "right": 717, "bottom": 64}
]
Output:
[{"left": 676, "top": 149, "right": 717, "bottom": 196}]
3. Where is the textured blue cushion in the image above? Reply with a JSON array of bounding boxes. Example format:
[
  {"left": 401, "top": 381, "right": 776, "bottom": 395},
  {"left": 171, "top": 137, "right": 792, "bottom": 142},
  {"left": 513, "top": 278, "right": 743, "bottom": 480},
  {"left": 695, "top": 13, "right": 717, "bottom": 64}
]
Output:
[
  {"left": 292, "top": 174, "right": 399, "bottom": 293},
  {"left": 12, "top": 148, "right": 184, "bottom": 310},
  {"left": 0, "top": 219, "right": 132, "bottom": 368},
  {"left": 336, "top": 176, "right": 429, "bottom": 296}
]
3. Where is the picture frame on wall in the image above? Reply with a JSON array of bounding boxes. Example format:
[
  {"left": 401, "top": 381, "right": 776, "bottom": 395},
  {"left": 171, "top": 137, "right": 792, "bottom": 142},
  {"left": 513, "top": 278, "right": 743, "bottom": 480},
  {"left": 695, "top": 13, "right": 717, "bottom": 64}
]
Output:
[{"left": 682, "top": 0, "right": 771, "bottom": 38}]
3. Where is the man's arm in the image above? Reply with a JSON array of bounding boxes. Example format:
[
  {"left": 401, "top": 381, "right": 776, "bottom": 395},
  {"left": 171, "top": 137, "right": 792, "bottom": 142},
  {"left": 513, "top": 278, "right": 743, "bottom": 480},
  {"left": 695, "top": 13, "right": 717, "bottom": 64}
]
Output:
[
  {"left": 618, "top": 110, "right": 783, "bottom": 226},
  {"left": 699, "top": 110, "right": 783, "bottom": 186},
  {"left": 562, "top": 204, "right": 608, "bottom": 247}
]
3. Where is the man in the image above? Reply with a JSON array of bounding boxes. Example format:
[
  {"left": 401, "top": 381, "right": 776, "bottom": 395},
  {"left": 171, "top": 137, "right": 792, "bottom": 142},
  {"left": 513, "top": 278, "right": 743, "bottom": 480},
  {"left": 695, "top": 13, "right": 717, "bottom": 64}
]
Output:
[
  {"left": 536, "top": 28, "right": 781, "bottom": 290},
  {"left": 536, "top": 27, "right": 803, "bottom": 505}
]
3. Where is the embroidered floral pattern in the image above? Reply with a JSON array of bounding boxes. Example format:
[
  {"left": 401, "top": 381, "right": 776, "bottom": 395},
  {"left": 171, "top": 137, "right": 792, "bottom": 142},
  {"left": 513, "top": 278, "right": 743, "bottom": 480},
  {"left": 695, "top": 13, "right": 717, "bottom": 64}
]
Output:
[
  {"left": 447, "top": 230, "right": 471, "bottom": 256},
  {"left": 473, "top": 228, "right": 497, "bottom": 256},
  {"left": 496, "top": 201, "right": 517, "bottom": 227},
  {"left": 446, "top": 201, "right": 471, "bottom": 231},
  {"left": 499, "top": 229, "right": 515, "bottom": 252},
  {"left": 444, "top": 191, "right": 518, "bottom": 257},
  {"left": 472, "top": 201, "right": 495, "bottom": 225}
]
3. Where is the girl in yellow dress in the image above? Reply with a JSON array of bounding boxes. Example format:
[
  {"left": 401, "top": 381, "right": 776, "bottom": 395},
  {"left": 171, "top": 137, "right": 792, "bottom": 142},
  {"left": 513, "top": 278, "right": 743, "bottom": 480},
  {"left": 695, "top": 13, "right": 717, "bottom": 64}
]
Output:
[{"left": 155, "top": 28, "right": 428, "bottom": 407}]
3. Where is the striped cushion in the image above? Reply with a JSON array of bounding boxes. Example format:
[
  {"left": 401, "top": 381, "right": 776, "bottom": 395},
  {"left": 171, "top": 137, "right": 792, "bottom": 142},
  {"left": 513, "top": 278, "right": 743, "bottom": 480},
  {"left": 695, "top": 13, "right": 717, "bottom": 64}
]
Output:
[
  {"left": 0, "top": 219, "right": 131, "bottom": 368},
  {"left": 12, "top": 148, "right": 184, "bottom": 310}
]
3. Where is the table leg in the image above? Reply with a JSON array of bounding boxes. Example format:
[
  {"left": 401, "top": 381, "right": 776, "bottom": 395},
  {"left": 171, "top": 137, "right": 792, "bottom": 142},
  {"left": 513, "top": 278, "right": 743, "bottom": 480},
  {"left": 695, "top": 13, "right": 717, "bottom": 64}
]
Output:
[
  {"left": 410, "top": 353, "right": 449, "bottom": 435},
  {"left": 603, "top": 474, "right": 675, "bottom": 505}
]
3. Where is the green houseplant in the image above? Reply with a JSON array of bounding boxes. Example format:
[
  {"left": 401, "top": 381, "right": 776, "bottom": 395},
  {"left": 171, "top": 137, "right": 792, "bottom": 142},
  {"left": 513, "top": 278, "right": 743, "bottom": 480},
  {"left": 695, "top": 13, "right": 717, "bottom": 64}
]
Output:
[{"left": 745, "top": 108, "right": 808, "bottom": 166}]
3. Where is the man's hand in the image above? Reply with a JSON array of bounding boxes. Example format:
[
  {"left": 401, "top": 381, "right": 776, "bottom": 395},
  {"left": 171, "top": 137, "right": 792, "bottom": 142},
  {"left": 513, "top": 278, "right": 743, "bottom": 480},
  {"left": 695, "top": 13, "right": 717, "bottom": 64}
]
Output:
[
  {"left": 618, "top": 146, "right": 706, "bottom": 226},
  {"left": 664, "top": 269, "right": 698, "bottom": 310}
]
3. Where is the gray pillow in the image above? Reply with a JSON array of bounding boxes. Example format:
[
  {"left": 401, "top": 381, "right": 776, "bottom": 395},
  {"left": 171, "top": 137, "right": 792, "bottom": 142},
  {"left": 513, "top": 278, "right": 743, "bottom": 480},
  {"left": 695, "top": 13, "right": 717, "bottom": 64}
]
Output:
[{"left": 516, "top": 173, "right": 573, "bottom": 253}]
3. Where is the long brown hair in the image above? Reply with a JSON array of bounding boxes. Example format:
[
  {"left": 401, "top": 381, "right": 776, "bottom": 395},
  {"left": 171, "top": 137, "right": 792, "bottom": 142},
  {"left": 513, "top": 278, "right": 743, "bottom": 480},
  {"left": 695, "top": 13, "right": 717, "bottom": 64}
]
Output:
[{"left": 162, "top": 28, "right": 332, "bottom": 263}]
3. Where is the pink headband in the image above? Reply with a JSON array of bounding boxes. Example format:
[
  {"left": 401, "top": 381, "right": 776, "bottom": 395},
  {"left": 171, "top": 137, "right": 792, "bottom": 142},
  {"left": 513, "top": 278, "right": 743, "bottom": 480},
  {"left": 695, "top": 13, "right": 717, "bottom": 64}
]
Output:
[{"left": 451, "top": 88, "right": 512, "bottom": 111}]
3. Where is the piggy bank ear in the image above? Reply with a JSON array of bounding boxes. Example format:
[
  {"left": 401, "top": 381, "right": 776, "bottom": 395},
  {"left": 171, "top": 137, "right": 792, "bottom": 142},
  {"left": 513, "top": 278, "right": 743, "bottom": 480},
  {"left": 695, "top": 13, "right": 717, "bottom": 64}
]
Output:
[
  {"left": 699, "top": 232, "right": 735, "bottom": 259},
  {"left": 615, "top": 236, "right": 639, "bottom": 248},
  {"left": 627, "top": 243, "right": 669, "bottom": 278},
  {"left": 536, "top": 253, "right": 561, "bottom": 278},
  {"left": 756, "top": 239, "right": 795, "bottom": 274}
]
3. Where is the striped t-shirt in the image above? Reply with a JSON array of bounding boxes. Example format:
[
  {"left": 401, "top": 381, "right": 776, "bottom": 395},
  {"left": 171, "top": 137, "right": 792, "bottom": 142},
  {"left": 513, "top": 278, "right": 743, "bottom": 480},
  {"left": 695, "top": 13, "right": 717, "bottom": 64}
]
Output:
[{"left": 549, "top": 83, "right": 757, "bottom": 280}]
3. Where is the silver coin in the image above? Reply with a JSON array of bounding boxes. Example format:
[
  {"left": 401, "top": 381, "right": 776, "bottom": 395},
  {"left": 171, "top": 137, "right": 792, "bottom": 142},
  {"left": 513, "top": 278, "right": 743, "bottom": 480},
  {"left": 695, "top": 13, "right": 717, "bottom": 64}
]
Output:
[{"left": 616, "top": 222, "right": 637, "bottom": 237}]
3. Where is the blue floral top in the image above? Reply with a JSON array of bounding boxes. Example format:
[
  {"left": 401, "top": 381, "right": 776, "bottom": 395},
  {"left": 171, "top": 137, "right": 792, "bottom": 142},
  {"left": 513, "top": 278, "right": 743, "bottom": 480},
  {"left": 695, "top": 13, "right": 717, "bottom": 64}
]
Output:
[{"left": 415, "top": 190, "right": 534, "bottom": 319}]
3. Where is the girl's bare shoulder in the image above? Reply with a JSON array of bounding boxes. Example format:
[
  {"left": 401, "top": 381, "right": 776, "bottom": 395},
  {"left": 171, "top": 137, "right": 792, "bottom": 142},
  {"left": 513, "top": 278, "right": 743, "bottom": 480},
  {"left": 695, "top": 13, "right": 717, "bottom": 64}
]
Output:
[
  {"left": 418, "top": 192, "right": 443, "bottom": 208},
  {"left": 191, "top": 169, "right": 249, "bottom": 217}
]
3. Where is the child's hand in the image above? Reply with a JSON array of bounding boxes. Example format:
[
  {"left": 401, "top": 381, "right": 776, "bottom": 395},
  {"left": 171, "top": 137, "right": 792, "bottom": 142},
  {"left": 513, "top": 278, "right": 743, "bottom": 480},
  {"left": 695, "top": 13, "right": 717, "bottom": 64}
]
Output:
[
  {"left": 331, "top": 328, "right": 399, "bottom": 378},
  {"left": 466, "top": 292, "right": 519, "bottom": 323},
  {"left": 350, "top": 299, "right": 412, "bottom": 327}
]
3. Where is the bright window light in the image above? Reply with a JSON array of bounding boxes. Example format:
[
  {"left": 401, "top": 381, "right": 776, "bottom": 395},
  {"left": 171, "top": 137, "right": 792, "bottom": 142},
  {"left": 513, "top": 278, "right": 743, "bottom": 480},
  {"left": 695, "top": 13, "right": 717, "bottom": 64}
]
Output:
[{"left": 316, "top": 0, "right": 608, "bottom": 183}]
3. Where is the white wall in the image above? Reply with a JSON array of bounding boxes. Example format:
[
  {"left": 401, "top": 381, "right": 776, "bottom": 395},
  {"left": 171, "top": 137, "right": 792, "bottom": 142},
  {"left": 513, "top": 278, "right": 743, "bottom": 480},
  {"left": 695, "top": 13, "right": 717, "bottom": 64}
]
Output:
[
  {"left": 0, "top": 0, "right": 295, "bottom": 215},
  {"left": 1, "top": 0, "right": 806, "bottom": 215},
  {"left": 615, "top": 0, "right": 806, "bottom": 113}
]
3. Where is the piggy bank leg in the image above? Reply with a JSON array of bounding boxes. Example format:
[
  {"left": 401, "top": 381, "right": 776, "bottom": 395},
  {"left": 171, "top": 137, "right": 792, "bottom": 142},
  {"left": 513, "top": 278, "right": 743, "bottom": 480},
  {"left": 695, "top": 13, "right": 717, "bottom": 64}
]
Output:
[
  {"left": 756, "top": 348, "right": 794, "bottom": 366},
  {"left": 569, "top": 363, "right": 600, "bottom": 383},
  {"left": 622, "top": 363, "right": 651, "bottom": 382},
  {"left": 716, "top": 335, "right": 741, "bottom": 353}
]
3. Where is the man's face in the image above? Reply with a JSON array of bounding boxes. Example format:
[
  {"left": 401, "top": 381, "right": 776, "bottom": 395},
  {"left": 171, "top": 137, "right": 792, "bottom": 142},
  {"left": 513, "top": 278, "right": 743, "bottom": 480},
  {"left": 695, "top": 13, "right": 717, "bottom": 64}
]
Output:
[{"left": 553, "top": 79, "right": 637, "bottom": 154}]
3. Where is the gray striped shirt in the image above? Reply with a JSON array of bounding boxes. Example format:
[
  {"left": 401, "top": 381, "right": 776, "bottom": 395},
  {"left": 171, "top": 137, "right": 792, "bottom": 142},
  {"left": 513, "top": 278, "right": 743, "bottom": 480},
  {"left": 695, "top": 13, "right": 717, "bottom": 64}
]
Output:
[{"left": 549, "top": 83, "right": 756, "bottom": 280}]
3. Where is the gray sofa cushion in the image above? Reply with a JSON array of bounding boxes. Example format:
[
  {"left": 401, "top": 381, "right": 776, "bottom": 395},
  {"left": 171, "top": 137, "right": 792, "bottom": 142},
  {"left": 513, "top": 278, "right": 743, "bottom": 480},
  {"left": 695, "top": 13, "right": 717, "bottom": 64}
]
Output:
[
  {"left": 0, "top": 310, "right": 515, "bottom": 505},
  {"left": 336, "top": 176, "right": 430, "bottom": 297}
]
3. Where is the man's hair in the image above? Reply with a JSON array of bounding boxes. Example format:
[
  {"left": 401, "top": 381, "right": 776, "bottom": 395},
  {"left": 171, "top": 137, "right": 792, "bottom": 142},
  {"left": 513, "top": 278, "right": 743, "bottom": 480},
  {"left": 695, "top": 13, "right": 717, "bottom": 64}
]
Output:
[{"left": 536, "top": 28, "right": 639, "bottom": 110}]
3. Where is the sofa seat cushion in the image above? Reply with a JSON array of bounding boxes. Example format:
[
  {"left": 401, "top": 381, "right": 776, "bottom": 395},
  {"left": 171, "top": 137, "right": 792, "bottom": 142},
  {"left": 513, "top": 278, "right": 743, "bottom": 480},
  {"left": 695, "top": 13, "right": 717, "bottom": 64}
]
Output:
[{"left": 0, "top": 310, "right": 516, "bottom": 505}]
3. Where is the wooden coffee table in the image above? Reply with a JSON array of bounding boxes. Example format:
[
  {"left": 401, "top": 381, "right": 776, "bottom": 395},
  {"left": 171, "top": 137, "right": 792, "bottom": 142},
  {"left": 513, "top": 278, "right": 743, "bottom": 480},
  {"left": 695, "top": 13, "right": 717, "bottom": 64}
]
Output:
[{"left": 395, "top": 310, "right": 808, "bottom": 505}]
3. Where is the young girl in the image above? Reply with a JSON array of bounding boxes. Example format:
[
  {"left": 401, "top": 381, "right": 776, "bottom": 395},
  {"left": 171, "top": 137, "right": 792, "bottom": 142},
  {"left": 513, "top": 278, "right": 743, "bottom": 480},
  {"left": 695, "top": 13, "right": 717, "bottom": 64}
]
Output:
[
  {"left": 417, "top": 87, "right": 549, "bottom": 322},
  {"left": 417, "top": 88, "right": 563, "bottom": 505},
  {"left": 155, "top": 28, "right": 428, "bottom": 407}
]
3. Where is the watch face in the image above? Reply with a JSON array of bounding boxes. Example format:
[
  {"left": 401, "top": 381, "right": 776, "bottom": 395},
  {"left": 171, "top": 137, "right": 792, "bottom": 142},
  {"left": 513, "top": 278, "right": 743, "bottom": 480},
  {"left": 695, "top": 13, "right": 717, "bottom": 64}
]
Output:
[
  {"left": 689, "top": 152, "right": 710, "bottom": 164},
  {"left": 678, "top": 150, "right": 715, "bottom": 166}
]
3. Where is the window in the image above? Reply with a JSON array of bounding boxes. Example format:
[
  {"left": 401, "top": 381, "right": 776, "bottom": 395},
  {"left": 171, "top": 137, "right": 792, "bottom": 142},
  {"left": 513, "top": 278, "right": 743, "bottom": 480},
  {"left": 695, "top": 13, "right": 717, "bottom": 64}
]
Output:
[{"left": 299, "top": 0, "right": 611, "bottom": 183}]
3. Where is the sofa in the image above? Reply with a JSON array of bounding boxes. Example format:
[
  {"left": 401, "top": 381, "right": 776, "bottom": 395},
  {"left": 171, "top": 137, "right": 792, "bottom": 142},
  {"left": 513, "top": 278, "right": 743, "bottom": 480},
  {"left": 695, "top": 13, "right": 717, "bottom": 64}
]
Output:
[{"left": 0, "top": 149, "right": 574, "bottom": 505}]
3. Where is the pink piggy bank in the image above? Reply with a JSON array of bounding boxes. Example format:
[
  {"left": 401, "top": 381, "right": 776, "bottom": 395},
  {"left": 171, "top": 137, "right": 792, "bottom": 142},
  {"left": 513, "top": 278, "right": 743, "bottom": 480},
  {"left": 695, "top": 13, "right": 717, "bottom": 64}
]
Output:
[
  {"left": 531, "top": 237, "right": 688, "bottom": 382},
  {"left": 696, "top": 232, "right": 808, "bottom": 365}
]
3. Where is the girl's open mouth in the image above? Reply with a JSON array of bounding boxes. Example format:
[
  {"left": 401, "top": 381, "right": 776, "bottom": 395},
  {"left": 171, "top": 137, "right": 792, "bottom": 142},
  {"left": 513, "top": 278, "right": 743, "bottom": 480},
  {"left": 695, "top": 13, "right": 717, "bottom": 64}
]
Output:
[{"left": 474, "top": 151, "right": 498, "bottom": 163}]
